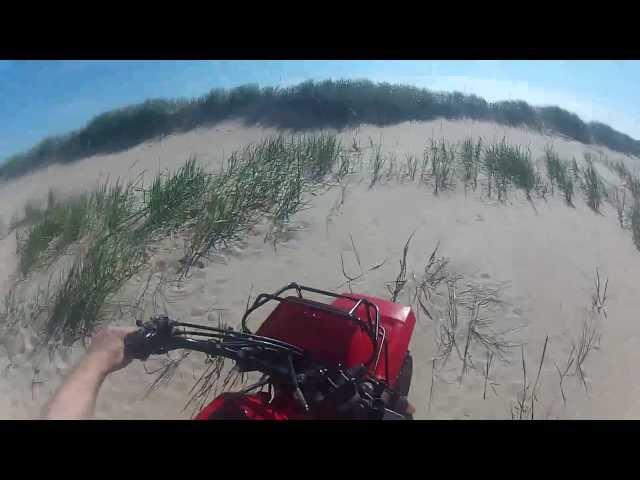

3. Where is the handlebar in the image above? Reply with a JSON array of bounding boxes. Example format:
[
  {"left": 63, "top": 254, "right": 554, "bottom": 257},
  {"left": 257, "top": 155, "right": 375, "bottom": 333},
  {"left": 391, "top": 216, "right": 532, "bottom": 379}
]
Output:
[
  {"left": 125, "top": 316, "right": 411, "bottom": 420},
  {"left": 125, "top": 316, "right": 307, "bottom": 382}
]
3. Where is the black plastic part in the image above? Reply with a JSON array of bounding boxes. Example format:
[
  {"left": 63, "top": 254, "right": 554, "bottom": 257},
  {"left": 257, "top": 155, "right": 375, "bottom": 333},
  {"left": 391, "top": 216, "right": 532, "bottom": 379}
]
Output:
[
  {"left": 124, "top": 330, "right": 151, "bottom": 360},
  {"left": 394, "top": 352, "right": 413, "bottom": 397}
]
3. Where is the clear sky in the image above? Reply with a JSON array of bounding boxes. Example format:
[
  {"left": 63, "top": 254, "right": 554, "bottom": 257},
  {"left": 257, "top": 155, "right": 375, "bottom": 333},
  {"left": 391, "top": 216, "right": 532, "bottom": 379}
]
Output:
[{"left": 1, "top": 60, "right": 638, "bottom": 162}]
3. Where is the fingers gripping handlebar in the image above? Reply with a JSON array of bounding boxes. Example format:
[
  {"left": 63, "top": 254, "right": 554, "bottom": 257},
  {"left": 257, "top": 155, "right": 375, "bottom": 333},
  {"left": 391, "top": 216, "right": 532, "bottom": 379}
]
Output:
[{"left": 124, "top": 317, "right": 176, "bottom": 360}]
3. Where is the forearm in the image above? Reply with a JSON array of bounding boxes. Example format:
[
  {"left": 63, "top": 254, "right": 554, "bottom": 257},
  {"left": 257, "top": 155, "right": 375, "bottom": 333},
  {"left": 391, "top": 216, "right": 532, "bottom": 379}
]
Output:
[{"left": 43, "top": 354, "right": 109, "bottom": 420}]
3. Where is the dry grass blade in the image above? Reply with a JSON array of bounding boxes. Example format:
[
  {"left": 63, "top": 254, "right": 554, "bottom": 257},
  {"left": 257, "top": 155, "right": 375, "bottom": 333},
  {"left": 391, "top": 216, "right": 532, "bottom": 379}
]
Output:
[
  {"left": 574, "top": 317, "right": 600, "bottom": 393},
  {"left": 591, "top": 267, "right": 608, "bottom": 319},
  {"left": 339, "top": 236, "right": 363, "bottom": 293},
  {"left": 144, "top": 351, "right": 191, "bottom": 398},
  {"left": 529, "top": 335, "right": 549, "bottom": 419},
  {"left": 447, "top": 280, "right": 459, "bottom": 332},
  {"left": 369, "top": 139, "right": 386, "bottom": 188},
  {"left": 428, "top": 357, "right": 436, "bottom": 412},
  {"left": 368, "top": 258, "right": 387, "bottom": 271},
  {"left": 336, "top": 255, "right": 387, "bottom": 291},
  {"left": 469, "top": 315, "right": 519, "bottom": 362},
  {"left": 183, "top": 355, "right": 227, "bottom": 416},
  {"left": 350, "top": 234, "right": 363, "bottom": 276},
  {"left": 181, "top": 312, "right": 236, "bottom": 415},
  {"left": 387, "top": 231, "right": 415, "bottom": 302},
  {"left": 519, "top": 344, "right": 528, "bottom": 419},
  {"left": 513, "top": 344, "right": 528, "bottom": 420},
  {"left": 416, "top": 294, "right": 434, "bottom": 322},
  {"left": 340, "top": 252, "right": 358, "bottom": 293},
  {"left": 416, "top": 242, "right": 450, "bottom": 302},
  {"left": 404, "top": 153, "right": 418, "bottom": 182},
  {"left": 434, "top": 285, "right": 464, "bottom": 368},
  {"left": 483, "top": 351, "right": 495, "bottom": 400},
  {"left": 613, "top": 187, "right": 626, "bottom": 228},
  {"left": 459, "top": 298, "right": 479, "bottom": 386},
  {"left": 336, "top": 234, "right": 386, "bottom": 292},
  {"left": 436, "top": 321, "right": 459, "bottom": 367},
  {"left": 553, "top": 345, "right": 576, "bottom": 407}
]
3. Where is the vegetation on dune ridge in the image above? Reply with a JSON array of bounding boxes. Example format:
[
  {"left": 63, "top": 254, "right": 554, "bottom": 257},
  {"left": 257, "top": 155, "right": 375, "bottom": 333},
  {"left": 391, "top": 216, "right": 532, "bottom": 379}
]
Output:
[{"left": 2, "top": 79, "right": 640, "bottom": 180}]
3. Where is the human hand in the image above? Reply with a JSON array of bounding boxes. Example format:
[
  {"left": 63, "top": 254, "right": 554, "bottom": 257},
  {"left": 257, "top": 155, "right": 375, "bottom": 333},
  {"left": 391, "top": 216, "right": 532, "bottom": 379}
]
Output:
[
  {"left": 85, "top": 326, "right": 139, "bottom": 376},
  {"left": 396, "top": 396, "right": 415, "bottom": 417}
]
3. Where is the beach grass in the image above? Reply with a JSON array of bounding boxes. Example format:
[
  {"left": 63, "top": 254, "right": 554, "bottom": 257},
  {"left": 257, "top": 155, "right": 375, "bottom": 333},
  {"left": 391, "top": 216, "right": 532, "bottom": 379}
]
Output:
[
  {"left": 19, "top": 133, "right": 342, "bottom": 346},
  {"left": 544, "top": 145, "right": 574, "bottom": 206},
  {"left": 582, "top": 154, "right": 604, "bottom": 213},
  {"left": 483, "top": 138, "right": 535, "bottom": 200},
  {"left": 430, "top": 139, "right": 456, "bottom": 194},
  {"left": 461, "top": 137, "right": 481, "bottom": 193},
  {"left": 369, "top": 139, "right": 386, "bottom": 188}
]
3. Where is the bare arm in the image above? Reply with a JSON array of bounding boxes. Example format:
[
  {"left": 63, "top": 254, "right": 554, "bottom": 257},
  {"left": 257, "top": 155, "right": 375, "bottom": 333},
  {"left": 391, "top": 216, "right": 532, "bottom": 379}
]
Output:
[{"left": 43, "top": 327, "right": 137, "bottom": 420}]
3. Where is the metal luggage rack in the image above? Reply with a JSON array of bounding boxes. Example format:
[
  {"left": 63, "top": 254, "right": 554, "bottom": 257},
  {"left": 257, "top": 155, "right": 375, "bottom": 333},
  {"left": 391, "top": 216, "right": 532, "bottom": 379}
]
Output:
[{"left": 240, "top": 282, "right": 385, "bottom": 369}]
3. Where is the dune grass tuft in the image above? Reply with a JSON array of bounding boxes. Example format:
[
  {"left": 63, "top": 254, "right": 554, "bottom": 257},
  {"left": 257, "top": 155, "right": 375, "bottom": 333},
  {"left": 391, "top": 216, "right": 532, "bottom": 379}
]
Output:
[
  {"left": 16, "top": 194, "right": 95, "bottom": 276},
  {"left": 429, "top": 139, "right": 456, "bottom": 195},
  {"left": 483, "top": 138, "right": 535, "bottom": 201},
  {"left": 573, "top": 317, "right": 600, "bottom": 393},
  {"left": 17, "top": 211, "right": 66, "bottom": 276},
  {"left": 612, "top": 187, "right": 627, "bottom": 228},
  {"left": 404, "top": 153, "right": 418, "bottom": 183},
  {"left": 628, "top": 175, "right": 640, "bottom": 199},
  {"left": 45, "top": 232, "right": 146, "bottom": 345},
  {"left": 368, "top": 139, "right": 386, "bottom": 188},
  {"left": 141, "top": 157, "right": 211, "bottom": 238},
  {"left": 300, "top": 133, "right": 342, "bottom": 182},
  {"left": 582, "top": 154, "right": 604, "bottom": 213},
  {"left": 544, "top": 146, "right": 574, "bottom": 206},
  {"left": 607, "top": 158, "right": 631, "bottom": 181},
  {"left": 571, "top": 157, "right": 581, "bottom": 184},
  {"left": 461, "top": 137, "right": 481, "bottom": 193}
]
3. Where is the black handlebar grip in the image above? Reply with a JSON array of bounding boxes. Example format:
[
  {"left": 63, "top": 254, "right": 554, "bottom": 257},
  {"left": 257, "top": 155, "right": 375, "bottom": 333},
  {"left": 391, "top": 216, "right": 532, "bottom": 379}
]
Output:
[{"left": 124, "top": 329, "right": 151, "bottom": 361}]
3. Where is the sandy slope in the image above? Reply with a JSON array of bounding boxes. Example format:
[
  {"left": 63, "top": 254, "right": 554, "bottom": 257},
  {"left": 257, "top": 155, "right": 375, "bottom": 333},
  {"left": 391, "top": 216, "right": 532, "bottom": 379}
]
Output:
[{"left": 1, "top": 119, "right": 639, "bottom": 419}]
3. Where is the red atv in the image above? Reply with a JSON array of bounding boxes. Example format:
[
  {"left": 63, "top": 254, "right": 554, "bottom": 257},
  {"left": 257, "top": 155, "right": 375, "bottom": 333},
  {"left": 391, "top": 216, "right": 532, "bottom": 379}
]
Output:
[{"left": 125, "top": 283, "right": 416, "bottom": 420}]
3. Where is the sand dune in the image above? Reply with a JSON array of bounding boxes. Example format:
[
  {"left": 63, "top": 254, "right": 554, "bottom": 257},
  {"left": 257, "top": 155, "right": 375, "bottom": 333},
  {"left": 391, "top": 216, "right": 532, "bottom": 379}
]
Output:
[{"left": 0, "top": 119, "right": 638, "bottom": 419}]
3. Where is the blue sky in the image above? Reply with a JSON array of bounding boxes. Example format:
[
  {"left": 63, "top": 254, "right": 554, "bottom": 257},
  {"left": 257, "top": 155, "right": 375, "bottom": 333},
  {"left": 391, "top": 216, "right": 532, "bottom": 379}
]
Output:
[{"left": 1, "top": 60, "right": 639, "bottom": 162}]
